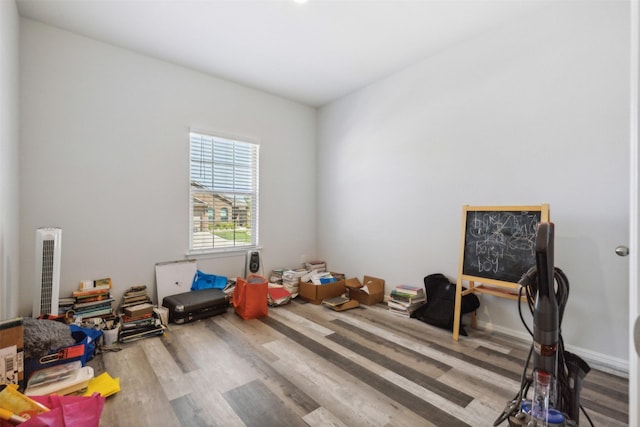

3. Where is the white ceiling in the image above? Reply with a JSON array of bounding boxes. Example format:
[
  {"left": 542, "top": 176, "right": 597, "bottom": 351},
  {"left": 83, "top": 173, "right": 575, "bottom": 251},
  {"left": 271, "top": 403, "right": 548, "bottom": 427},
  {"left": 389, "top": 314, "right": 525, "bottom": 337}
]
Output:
[{"left": 16, "top": 0, "right": 546, "bottom": 107}]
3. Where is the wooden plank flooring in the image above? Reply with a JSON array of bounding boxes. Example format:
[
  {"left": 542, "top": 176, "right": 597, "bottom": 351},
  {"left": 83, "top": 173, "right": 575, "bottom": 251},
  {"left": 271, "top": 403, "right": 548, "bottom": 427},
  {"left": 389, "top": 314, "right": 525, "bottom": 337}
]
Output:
[{"left": 89, "top": 300, "right": 629, "bottom": 426}]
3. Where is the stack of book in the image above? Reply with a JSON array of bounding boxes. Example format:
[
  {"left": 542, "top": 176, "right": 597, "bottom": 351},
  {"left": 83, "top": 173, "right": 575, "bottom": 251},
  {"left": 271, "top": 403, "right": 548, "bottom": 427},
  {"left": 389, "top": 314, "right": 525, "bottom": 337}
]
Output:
[
  {"left": 282, "top": 268, "right": 306, "bottom": 298},
  {"left": 269, "top": 269, "right": 284, "bottom": 285},
  {"left": 304, "top": 261, "right": 326, "bottom": 272},
  {"left": 119, "top": 285, "right": 152, "bottom": 311},
  {"left": 387, "top": 284, "right": 426, "bottom": 317},
  {"left": 72, "top": 280, "right": 115, "bottom": 321},
  {"left": 119, "top": 302, "right": 164, "bottom": 343},
  {"left": 267, "top": 284, "right": 291, "bottom": 306},
  {"left": 58, "top": 297, "right": 75, "bottom": 315},
  {"left": 222, "top": 280, "right": 236, "bottom": 296}
]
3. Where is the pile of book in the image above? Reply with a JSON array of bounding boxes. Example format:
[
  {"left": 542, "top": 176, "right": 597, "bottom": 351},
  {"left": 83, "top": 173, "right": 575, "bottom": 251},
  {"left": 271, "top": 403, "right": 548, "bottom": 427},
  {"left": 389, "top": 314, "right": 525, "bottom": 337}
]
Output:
[
  {"left": 221, "top": 280, "right": 236, "bottom": 296},
  {"left": 282, "top": 268, "right": 306, "bottom": 298},
  {"left": 387, "top": 284, "right": 426, "bottom": 317},
  {"left": 269, "top": 269, "right": 284, "bottom": 285},
  {"left": 119, "top": 285, "right": 152, "bottom": 311},
  {"left": 119, "top": 302, "right": 165, "bottom": 343},
  {"left": 115, "top": 285, "right": 164, "bottom": 343},
  {"left": 305, "top": 260, "right": 326, "bottom": 272},
  {"left": 267, "top": 283, "right": 291, "bottom": 307},
  {"left": 58, "top": 297, "right": 75, "bottom": 315},
  {"left": 71, "top": 278, "right": 115, "bottom": 322}
]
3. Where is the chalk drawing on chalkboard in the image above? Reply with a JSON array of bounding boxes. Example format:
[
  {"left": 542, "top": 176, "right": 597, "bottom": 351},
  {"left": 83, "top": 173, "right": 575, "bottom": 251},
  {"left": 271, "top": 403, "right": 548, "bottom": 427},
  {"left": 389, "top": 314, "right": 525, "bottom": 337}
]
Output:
[
  {"left": 460, "top": 205, "right": 549, "bottom": 285},
  {"left": 463, "top": 210, "right": 541, "bottom": 283}
]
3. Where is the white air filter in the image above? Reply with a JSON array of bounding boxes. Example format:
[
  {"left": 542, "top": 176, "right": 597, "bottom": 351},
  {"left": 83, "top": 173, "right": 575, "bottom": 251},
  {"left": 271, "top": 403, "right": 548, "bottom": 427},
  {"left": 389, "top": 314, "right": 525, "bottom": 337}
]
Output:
[
  {"left": 33, "top": 227, "right": 62, "bottom": 317},
  {"left": 244, "top": 248, "right": 263, "bottom": 278}
]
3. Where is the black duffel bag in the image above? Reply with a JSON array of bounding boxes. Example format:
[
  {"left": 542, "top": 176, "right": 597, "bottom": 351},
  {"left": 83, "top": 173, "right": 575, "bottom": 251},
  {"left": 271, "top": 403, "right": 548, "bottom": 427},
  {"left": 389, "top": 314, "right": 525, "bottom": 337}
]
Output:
[{"left": 410, "top": 273, "right": 479, "bottom": 336}]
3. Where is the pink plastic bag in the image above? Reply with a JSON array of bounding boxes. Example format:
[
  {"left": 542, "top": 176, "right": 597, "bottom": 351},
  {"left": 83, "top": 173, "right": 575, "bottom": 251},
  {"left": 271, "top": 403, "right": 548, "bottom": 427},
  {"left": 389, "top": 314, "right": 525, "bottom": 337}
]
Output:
[{"left": 1, "top": 393, "right": 105, "bottom": 427}]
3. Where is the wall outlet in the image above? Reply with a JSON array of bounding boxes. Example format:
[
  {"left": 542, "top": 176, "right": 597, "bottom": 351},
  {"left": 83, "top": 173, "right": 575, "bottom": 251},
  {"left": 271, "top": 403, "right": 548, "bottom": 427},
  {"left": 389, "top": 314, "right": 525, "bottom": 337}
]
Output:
[{"left": 300, "top": 254, "right": 306, "bottom": 263}]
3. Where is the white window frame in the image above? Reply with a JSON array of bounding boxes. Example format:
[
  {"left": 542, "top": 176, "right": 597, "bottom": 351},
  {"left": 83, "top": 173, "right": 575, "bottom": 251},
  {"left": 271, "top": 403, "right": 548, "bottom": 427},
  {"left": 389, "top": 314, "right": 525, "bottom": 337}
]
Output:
[{"left": 188, "top": 129, "right": 259, "bottom": 255}]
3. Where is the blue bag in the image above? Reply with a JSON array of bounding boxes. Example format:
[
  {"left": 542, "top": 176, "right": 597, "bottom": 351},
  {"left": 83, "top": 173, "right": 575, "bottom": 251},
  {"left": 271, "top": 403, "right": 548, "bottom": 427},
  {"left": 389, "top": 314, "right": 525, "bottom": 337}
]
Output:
[
  {"left": 191, "top": 269, "right": 228, "bottom": 291},
  {"left": 69, "top": 324, "right": 103, "bottom": 365}
]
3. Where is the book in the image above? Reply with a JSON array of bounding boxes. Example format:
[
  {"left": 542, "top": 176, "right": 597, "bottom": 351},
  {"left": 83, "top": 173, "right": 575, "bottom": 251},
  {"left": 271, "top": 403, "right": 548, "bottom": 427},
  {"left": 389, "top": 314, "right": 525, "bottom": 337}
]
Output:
[
  {"left": 74, "top": 294, "right": 112, "bottom": 303},
  {"left": 122, "top": 293, "right": 149, "bottom": 304},
  {"left": 393, "top": 285, "right": 424, "bottom": 295},
  {"left": 387, "top": 307, "right": 412, "bottom": 317},
  {"left": 121, "top": 312, "right": 153, "bottom": 323},
  {"left": 305, "top": 261, "right": 326, "bottom": 271},
  {"left": 72, "top": 287, "right": 111, "bottom": 298},
  {"left": 121, "top": 319, "right": 157, "bottom": 330},
  {"left": 267, "top": 286, "right": 291, "bottom": 306},
  {"left": 73, "top": 297, "right": 115, "bottom": 310},
  {"left": 123, "top": 291, "right": 148, "bottom": 299},
  {"left": 396, "top": 284, "right": 422, "bottom": 291},
  {"left": 73, "top": 306, "right": 113, "bottom": 318},
  {"left": 119, "top": 323, "right": 159, "bottom": 335},
  {"left": 390, "top": 289, "right": 424, "bottom": 300},
  {"left": 124, "top": 285, "right": 147, "bottom": 294},
  {"left": 387, "top": 299, "right": 424, "bottom": 311},
  {"left": 94, "top": 278, "right": 112, "bottom": 288},
  {"left": 120, "top": 299, "right": 153, "bottom": 309},
  {"left": 121, "top": 314, "right": 156, "bottom": 325},
  {"left": 322, "top": 295, "right": 350, "bottom": 307},
  {"left": 119, "top": 325, "right": 165, "bottom": 343}
]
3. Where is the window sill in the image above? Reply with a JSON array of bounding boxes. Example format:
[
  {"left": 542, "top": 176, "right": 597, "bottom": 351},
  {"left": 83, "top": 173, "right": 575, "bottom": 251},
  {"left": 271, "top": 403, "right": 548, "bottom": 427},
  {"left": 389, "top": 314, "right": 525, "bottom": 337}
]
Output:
[{"left": 186, "top": 246, "right": 258, "bottom": 259}]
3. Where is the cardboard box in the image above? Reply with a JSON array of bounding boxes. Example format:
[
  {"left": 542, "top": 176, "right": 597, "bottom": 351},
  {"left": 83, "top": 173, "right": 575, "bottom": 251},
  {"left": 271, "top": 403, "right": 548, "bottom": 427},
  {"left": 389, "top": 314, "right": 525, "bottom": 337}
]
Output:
[
  {"left": 330, "top": 272, "right": 346, "bottom": 281},
  {"left": 346, "top": 275, "right": 385, "bottom": 305},
  {"left": 345, "top": 277, "right": 362, "bottom": 290},
  {"left": 0, "top": 318, "right": 24, "bottom": 389},
  {"left": 322, "top": 298, "right": 360, "bottom": 312},
  {"left": 299, "top": 279, "right": 346, "bottom": 304},
  {"left": 124, "top": 302, "right": 154, "bottom": 318}
]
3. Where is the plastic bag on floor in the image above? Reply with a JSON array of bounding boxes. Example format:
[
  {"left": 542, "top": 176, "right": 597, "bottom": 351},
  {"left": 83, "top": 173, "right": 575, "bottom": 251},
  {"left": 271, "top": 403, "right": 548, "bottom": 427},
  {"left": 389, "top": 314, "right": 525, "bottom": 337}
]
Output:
[
  {"left": 1, "top": 392, "right": 105, "bottom": 427},
  {"left": 233, "top": 275, "right": 268, "bottom": 319}
]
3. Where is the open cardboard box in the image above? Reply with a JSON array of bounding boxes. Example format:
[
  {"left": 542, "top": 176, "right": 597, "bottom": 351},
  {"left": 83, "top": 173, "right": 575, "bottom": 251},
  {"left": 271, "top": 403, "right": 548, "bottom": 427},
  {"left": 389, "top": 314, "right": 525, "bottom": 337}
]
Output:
[
  {"left": 0, "top": 318, "right": 24, "bottom": 389},
  {"left": 299, "top": 279, "right": 346, "bottom": 304},
  {"left": 345, "top": 275, "right": 385, "bottom": 305}
]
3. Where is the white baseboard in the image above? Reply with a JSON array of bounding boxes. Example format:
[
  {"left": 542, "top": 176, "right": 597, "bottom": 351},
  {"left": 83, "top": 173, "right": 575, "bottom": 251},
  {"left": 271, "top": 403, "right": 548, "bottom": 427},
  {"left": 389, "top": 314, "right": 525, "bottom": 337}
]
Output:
[{"left": 476, "top": 320, "right": 629, "bottom": 378}]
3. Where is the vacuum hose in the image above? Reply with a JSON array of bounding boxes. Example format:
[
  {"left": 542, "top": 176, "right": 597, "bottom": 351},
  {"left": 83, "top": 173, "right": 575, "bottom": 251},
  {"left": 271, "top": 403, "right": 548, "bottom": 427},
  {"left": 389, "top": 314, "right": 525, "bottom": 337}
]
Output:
[{"left": 494, "top": 222, "right": 592, "bottom": 426}]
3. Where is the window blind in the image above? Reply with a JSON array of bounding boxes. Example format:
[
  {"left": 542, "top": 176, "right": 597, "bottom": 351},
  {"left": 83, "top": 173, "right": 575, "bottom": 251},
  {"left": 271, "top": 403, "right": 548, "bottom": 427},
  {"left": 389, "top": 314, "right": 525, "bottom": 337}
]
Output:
[{"left": 189, "top": 131, "right": 259, "bottom": 252}]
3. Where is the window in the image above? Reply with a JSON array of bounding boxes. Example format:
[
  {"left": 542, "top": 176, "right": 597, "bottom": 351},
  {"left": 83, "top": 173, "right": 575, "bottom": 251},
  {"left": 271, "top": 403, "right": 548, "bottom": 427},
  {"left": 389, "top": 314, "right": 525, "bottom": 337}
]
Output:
[{"left": 189, "top": 131, "right": 259, "bottom": 252}]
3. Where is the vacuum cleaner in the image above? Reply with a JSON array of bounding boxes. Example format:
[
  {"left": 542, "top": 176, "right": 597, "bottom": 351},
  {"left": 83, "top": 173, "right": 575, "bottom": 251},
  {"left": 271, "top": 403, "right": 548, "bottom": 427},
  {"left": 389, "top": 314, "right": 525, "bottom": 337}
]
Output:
[{"left": 493, "top": 222, "right": 591, "bottom": 427}]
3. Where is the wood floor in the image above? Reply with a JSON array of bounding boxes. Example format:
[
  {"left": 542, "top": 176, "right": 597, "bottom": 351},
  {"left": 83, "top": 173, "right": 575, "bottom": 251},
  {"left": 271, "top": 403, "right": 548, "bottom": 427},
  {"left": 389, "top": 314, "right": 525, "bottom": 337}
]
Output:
[{"left": 88, "top": 300, "right": 628, "bottom": 427}]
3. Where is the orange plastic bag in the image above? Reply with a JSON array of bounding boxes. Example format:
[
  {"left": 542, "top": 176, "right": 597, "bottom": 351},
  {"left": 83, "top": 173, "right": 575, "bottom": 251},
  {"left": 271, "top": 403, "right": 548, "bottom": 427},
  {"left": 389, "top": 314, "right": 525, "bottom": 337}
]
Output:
[{"left": 233, "top": 275, "right": 268, "bottom": 320}]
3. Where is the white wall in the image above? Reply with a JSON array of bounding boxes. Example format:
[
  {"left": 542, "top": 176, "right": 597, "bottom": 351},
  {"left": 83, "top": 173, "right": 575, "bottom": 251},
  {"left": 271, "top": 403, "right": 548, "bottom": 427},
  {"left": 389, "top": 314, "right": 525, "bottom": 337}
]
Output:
[
  {"left": 19, "top": 19, "right": 317, "bottom": 314},
  {"left": 318, "top": 1, "right": 630, "bottom": 370},
  {"left": 0, "top": 0, "right": 21, "bottom": 321}
]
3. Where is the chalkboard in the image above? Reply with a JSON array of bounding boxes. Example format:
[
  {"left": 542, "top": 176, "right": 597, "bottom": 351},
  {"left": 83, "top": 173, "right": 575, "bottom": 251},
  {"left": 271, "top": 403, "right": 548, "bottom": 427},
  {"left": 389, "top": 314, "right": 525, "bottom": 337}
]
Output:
[{"left": 460, "top": 205, "right": 550, "bottom": 285}]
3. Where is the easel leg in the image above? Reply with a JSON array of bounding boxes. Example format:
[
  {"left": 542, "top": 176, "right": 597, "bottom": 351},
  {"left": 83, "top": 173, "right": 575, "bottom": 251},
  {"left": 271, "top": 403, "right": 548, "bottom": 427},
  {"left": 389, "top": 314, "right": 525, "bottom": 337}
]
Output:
[{"left": 453, "top": 279, "right": 463, "bottom": 341}]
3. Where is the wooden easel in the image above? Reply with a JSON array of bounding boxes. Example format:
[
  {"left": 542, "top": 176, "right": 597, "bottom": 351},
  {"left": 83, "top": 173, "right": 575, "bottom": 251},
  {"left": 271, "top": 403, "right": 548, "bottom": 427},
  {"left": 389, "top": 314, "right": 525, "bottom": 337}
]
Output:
[{"left": 452, "top": 204, "right": 550, "bottom": 340}]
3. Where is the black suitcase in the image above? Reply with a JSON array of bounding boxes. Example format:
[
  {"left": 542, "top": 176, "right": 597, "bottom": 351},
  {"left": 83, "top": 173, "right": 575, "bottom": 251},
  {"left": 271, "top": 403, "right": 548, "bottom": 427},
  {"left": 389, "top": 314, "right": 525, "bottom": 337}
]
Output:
[{"left": 162, "top": 288, "right": 228, "bottom": 324}]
